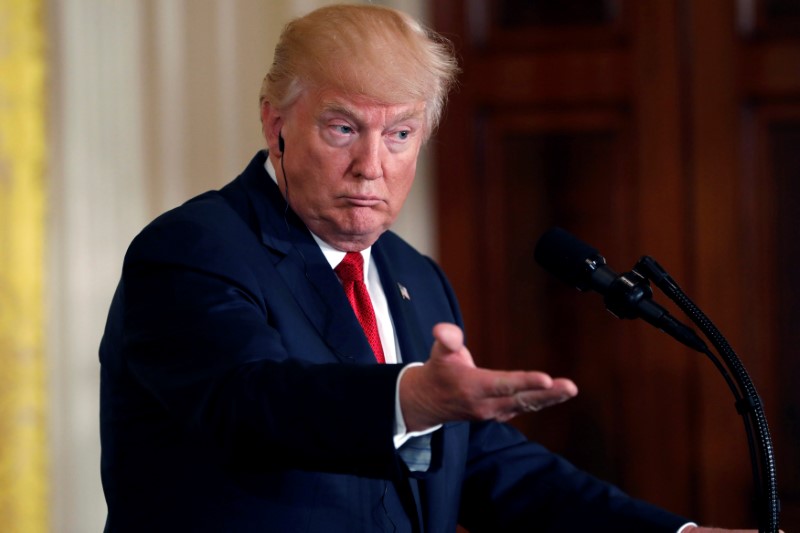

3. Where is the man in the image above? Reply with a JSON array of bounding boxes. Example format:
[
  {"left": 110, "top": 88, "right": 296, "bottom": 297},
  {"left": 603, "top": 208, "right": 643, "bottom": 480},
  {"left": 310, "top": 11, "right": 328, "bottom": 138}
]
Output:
[{"left": 99, "top": 4, "right": 763, "bottom": 532}]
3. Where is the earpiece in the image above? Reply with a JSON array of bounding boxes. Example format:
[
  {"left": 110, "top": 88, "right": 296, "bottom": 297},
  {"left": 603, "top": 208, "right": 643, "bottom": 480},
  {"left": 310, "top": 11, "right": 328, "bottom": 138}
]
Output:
[{"left": 279, "top": 130, "right": 290, "bottom": 204}]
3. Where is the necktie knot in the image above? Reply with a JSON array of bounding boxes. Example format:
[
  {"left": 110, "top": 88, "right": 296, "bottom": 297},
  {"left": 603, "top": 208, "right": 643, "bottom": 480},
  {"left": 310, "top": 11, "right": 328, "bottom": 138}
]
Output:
[{"left": 334, "top": 252, "right": 364, "bottom": 283}]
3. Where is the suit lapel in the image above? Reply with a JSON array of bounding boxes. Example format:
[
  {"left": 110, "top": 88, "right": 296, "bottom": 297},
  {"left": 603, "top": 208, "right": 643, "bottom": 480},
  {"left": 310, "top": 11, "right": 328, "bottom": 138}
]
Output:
[
  {"left": 233, "top": 152, "right": 377, "bottom": 365},
  {"left": 373, "top": 241, "right": 431, "bottom": 365}
]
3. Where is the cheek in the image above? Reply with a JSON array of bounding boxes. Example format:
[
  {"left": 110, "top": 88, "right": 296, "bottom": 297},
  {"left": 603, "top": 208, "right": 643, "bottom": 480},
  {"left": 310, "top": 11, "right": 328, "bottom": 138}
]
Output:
[
  {"left": 386, "top": 164, "right": 417, "bottom": 208},
  {"left": 393, "top": 156, "right": 418, "bottom": 190},
  {"left": 293, "top": 149, "right": 341, "bottom": 202}
]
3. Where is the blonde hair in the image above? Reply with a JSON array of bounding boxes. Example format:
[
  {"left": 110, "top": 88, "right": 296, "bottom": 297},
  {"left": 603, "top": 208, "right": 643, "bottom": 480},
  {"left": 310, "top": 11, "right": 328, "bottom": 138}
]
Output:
[{"left": 260, "top": 4, "right": 459, "bottom": 138}]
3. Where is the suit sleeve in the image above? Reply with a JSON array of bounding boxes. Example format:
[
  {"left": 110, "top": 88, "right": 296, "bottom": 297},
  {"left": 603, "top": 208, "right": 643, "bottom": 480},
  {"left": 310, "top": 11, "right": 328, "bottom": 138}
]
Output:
[
  {"left": 457, "top": 421, "right": 690, "bottom": 532},
  {"left": 102, "top": 215, "right": 404, "bottom": 478}
]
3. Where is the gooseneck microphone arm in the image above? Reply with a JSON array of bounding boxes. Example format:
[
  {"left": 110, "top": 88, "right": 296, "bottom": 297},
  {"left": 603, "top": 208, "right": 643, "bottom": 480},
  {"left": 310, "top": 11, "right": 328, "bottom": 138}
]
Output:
[
  {"left": 635, "top": 256, "right": 779, "bottom": 533},
  {"left": 534, "top": 227, "right": 779, "bottom": 533}
]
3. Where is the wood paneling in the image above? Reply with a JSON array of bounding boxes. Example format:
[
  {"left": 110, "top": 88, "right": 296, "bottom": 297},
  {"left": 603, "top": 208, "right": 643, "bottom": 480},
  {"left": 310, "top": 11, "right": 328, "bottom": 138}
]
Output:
[
  {"left": 745, "top": 104, "right": 800, "bottom": 528},
  {"left": 434, "top": 0, "right": 800, "bottom": 528}
]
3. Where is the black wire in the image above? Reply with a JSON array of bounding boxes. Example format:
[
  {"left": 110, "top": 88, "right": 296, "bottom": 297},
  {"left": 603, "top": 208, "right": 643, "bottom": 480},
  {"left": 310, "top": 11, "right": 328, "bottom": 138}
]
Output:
[
  {"left": 279, "top": 144, "right": 291, "bottom": 225},
  {"left": 276, "top": 141, "right": 311, "bottom": 282}
]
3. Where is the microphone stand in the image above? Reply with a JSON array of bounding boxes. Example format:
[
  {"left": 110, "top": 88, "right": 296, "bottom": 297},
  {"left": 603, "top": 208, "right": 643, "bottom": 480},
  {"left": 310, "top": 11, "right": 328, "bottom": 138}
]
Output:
[{"left": 632, "top": 256, "right": 779, "bottom": 533}]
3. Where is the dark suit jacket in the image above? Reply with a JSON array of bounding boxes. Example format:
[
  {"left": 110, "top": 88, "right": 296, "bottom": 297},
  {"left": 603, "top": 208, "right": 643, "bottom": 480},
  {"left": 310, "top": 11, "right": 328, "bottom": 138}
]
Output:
[{"left": 99, "top": 151, "right": 688, "bottom": 532}]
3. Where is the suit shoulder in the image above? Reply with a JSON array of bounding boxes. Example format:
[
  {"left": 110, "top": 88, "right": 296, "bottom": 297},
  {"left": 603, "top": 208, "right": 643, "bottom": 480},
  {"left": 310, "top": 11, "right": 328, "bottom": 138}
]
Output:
[
  {"left": 376, "top": 231, "right": 465, "bottom": 329},
  {"left": 376, "top": 231, "right": 427, "bottom": 261},
  {"left": 377, "top": 231, "right": 449, "bottom": 276},
  {"left": 148, "top": 190, "right": 232, "bottom": 233},
  {"left": 125, "top": 188, "right": 255, "bottom": 268}
]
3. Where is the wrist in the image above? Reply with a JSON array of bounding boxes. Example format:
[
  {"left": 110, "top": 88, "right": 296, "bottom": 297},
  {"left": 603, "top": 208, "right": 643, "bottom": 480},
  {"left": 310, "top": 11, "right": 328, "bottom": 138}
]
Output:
[{"left": 398, "top": 363, "right": 433, "bottom": 432}]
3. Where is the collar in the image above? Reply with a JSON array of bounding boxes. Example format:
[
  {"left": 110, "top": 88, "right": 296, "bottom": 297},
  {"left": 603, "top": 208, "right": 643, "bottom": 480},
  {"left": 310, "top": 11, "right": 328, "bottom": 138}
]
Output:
[
  {"left": 313, "top": 236, "right": 372, "bottom": 283},
  {"left": 265, "top": 156, "right": 279, "bottom": 186}
]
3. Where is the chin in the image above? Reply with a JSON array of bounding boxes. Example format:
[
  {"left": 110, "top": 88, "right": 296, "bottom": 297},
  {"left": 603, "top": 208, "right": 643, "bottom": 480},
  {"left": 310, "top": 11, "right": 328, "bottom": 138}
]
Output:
[{"left": 342, "top": 216, "right": 390, "bottom": 237}]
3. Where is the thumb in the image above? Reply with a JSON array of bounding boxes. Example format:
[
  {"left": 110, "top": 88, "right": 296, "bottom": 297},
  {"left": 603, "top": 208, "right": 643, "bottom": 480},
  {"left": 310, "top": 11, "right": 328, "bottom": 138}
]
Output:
[
  {"left": 432, "top": 323, "right": 464, "bottom": 353},
  {"left": 431, "top": 323, "right": 475, "bottom": 368}
]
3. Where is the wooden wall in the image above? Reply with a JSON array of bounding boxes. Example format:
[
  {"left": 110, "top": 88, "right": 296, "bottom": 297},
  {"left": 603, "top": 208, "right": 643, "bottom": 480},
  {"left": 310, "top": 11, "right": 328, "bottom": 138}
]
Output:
[{"left": 432, "top": 0, "right": 800, "bottom": 528}]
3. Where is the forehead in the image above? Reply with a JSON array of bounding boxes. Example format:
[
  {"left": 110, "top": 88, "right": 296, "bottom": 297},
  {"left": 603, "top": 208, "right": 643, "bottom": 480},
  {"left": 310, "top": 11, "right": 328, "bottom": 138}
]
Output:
[{"left": 296, "top": 88, "right": 427, "bottom": 125}]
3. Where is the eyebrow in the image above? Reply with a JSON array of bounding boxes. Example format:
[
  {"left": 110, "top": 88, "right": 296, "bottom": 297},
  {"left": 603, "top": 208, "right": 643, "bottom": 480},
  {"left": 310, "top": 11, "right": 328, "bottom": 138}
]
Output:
[
  {"left": 318, "top": 101, "right": 425, "bottom": 128},
  {"left": 319, "top": 102, "right": 361, "bottom": 123}
]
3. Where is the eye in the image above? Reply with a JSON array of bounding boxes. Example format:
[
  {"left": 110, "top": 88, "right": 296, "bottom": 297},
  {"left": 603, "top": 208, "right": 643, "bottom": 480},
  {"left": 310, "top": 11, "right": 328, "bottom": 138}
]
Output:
[
  {"left": 333, "top": 124, "right": 354, "bottom": 135},
  {"left": 389, "top": 129, "right": 411, "bottom": 143}
]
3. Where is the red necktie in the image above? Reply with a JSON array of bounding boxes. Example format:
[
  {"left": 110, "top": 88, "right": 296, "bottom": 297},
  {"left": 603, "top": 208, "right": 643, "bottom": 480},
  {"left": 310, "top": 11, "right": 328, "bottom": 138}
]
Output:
[{"left": 335, "top": 252, "right": 386, "bottom": 363}]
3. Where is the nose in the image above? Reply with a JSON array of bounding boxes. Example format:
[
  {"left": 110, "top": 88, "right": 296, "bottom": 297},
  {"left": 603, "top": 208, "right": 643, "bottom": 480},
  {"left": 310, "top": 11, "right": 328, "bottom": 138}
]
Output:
[{"left": 350, "top": 134, "right": 383, "bottom": 180}]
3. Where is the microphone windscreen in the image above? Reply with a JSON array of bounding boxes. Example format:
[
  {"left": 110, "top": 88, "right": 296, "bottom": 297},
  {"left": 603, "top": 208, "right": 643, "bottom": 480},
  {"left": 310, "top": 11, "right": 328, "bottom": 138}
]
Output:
[{"left": 534, "top": 227, "right": 599, "bottom": 290}]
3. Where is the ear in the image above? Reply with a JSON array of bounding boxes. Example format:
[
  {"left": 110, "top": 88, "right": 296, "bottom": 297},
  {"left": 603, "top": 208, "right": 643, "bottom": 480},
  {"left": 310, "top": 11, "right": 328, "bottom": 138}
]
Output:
[{"left": 261, "top": 100, "right": 284, "bottom": 156}]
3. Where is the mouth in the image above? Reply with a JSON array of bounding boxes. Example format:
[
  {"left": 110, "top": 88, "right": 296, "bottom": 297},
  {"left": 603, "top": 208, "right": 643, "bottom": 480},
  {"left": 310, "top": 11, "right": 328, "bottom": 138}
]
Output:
[{"left": 342, "top": 195, "right": 382, "bottom": 207}]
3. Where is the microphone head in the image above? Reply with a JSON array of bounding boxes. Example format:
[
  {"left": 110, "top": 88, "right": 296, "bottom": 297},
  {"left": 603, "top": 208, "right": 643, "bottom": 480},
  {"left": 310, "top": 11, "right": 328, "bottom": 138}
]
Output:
[{"left": 534, "top": 227, "right": 604, "bottom": 291}]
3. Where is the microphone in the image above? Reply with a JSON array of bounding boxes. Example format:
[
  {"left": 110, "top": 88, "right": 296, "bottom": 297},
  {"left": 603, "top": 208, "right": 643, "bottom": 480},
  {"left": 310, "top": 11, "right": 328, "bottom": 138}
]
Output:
[{"left": 534, "top": 227, "right": 706, "bottom": 352}]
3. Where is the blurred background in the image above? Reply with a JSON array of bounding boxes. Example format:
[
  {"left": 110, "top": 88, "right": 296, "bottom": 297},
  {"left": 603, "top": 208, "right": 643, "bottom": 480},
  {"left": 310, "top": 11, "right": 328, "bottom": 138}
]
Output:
[{"left": 0, "top": 0, "right": 798, "bottom": 531}]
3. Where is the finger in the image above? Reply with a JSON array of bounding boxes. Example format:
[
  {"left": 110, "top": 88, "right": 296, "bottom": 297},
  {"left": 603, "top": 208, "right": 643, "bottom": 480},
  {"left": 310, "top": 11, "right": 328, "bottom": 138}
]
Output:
[
  {"left": 497, "top": 391, "right": 568, "bottom": 421},
  {"left": 490, "top": 379, "right": 578, "bottom": 419},
  {"left": 489, "top": 374, "right": 578, "bottom": 398},
  {"left": 491, "top": 372, "right": 554, "bottom": 397},
  {"left": 491, "top": 393, "right": 573, "bottom": 422},
  {"left": 513, "top": 390, "right": 573, "bottom": 412},
  {"left": 551, "top": 378, "right": 579, "bottom": 398},
  {"left": 432, "top": 323, "right": 463, "bottom": 352}
]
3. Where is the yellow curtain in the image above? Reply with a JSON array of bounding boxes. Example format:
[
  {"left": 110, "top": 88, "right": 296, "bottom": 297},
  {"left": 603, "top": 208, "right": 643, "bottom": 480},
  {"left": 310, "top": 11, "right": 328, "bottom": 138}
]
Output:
[{"left": 0, "top": 0, "right": 48, "bottom": 530}]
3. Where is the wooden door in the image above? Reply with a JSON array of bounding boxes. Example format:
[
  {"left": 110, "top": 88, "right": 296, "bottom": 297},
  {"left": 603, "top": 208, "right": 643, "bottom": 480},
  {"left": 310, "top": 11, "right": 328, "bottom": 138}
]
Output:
[{"left": 433, "top": 0, "right": 800, "bottom": 528}]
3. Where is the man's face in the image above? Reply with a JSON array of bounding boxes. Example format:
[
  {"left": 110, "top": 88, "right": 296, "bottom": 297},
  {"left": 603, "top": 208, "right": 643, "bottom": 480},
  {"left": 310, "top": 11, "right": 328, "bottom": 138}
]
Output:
[{"left": 265, "top": 89, "right": 426, "bottom": 251}]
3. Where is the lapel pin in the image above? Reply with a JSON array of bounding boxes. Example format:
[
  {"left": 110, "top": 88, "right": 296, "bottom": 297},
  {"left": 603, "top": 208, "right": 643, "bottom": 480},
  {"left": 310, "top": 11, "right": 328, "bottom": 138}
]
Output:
[{"left": 398, "top": 283, "right": 411, "bottom": 301}]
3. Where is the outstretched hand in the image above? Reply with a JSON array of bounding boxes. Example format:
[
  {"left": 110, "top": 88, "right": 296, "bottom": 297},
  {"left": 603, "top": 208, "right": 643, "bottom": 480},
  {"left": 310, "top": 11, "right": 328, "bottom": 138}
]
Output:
[{"left": 399, "top": 323, "right": 578, "bottom": 432}]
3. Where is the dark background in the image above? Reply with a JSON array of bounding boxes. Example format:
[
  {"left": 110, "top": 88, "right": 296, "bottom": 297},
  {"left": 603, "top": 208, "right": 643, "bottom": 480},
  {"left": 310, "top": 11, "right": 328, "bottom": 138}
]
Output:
[{"left": 431, "top": 0, "right": 800, "bottom": 529}]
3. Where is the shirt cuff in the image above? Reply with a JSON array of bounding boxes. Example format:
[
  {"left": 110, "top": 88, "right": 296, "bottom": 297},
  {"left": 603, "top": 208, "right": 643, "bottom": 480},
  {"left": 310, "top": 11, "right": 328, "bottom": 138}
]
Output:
[
  {"left": 393, "top": 362, "right": 442, "bottom": 449},
  {"left": 677, "top": 522, "right": 698, "bottom": 533}
]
